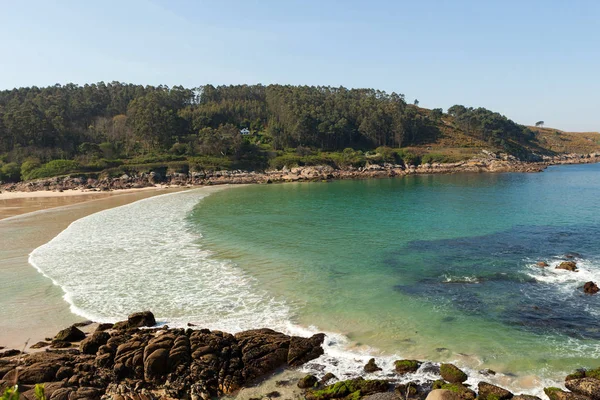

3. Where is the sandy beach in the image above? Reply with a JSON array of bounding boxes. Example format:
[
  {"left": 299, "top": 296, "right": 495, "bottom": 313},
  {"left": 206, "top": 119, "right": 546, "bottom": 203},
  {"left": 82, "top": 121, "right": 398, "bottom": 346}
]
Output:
[{"left": 0, "top": 186, "right": 187, "bottom": 349}]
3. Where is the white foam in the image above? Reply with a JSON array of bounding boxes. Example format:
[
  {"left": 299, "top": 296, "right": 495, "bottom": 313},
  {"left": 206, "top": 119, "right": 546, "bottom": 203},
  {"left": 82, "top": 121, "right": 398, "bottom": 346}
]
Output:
[
  {"left": 29, "top": 188, "right": 291, "bottom": 333},
  {"left": 525, "top": 257, "right": 600, "bottom": 293}
]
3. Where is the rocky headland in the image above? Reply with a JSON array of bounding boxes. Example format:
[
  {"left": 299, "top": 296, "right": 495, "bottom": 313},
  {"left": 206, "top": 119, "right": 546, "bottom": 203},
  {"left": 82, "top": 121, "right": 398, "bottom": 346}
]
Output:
[
  {"left": 1, "top": 312, "right": 599, "bottom": 400},
  {"left": 2, "top": 152, "right": 599, "bottom": 194}
]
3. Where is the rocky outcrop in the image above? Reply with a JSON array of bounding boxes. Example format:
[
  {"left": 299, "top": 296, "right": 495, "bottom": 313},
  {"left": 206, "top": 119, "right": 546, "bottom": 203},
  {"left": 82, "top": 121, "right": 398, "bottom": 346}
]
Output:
[
  {"left": 3, "top": 152, "right": 599, "bottom": 194},
  {"left": 565, "top": 378, "right": 600, "bottom": 399},
  {"left": 0, "top": 315, "right": 325, "bottom": 400}
]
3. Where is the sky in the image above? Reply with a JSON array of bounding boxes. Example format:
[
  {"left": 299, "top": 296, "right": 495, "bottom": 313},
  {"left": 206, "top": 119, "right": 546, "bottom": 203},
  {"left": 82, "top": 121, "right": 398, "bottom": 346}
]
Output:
[{"left": 0, "top": 0, "right": 598, "bottom": 132}]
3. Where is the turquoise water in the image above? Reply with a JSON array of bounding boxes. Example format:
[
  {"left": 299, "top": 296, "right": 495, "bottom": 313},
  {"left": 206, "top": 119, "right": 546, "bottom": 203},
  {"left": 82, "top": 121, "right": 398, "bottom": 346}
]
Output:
[
  {"left": 27, "top": 164, "right": 600, "bottom": 394},
  {"left": 190, "top": 164, "right": 600, "bottom": 379}
]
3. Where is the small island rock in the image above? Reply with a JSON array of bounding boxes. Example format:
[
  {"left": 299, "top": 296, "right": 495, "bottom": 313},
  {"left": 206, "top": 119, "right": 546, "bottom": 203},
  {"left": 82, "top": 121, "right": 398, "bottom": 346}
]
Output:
[
  {"left": 583, "top": 281, "right": 599, "bottom": 295},
  {"left": 556, "top": 261, "right": 577, "bottom": 272}
]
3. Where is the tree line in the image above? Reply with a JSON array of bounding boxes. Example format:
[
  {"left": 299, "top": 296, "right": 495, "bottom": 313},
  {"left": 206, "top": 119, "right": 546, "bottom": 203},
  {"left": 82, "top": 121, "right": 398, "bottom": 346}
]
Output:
[{"left": 0, "top": 83, "right": 538, "bottom": 182}]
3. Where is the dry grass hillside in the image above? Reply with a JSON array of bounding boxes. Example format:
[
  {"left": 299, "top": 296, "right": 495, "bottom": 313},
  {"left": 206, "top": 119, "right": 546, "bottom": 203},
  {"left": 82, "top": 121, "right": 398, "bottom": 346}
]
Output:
[
  {"left": 405, "top": 106, "right": 600, "bottom": 159},
  {"left": 528, "top": 126, "right": 600, "bottom": 154}
]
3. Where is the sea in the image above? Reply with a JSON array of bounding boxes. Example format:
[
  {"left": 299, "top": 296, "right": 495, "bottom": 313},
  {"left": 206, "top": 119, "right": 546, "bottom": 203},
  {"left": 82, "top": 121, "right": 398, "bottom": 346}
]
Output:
[{"left": 28, "top": 163, "right": 600, "bottom": 396}]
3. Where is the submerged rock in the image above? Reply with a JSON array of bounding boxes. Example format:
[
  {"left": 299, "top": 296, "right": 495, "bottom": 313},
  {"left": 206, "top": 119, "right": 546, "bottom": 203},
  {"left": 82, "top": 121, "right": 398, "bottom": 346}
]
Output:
[{"left": 536, "top": 261, "right": 549, "bottom": 267}]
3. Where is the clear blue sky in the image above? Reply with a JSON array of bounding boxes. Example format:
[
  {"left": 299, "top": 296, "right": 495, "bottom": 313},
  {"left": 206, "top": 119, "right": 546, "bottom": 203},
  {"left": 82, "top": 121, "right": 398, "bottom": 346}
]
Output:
[{"left": 1, "top": 0, "right": 598, "bottom": 131}]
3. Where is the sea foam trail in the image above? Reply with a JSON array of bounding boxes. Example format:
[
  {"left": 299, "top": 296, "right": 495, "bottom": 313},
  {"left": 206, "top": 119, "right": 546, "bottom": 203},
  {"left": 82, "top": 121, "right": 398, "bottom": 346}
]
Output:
[
  {"left": 29, "top": 187, "right": 290, "bottom": 332},
  {"left": 28, "top": 188, "right": 560, "bottom": 397}
]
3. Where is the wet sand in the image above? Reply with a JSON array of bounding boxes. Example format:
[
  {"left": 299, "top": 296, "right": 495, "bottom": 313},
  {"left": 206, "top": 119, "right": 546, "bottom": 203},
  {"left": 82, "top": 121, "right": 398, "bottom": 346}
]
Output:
[{"left": 0, "top": 187, "right": 187, "bottom": 349}]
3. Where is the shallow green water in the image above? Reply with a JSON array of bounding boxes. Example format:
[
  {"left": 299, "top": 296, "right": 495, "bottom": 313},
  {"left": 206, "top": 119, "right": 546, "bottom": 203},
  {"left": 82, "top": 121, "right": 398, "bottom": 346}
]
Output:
[{"left": 190, "top": 164, "right": 600, "bottom": 379}]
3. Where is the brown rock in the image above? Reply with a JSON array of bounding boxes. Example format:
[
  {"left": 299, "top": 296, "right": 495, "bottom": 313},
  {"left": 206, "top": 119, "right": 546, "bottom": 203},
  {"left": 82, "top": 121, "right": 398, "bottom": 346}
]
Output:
[
  {"left": 96, "top": 323, "right": 114, "bottom": 332},
  {"left": 54, "top": 325, "right": 86, "bottom": 342},
  {"left": 536, "top": 262, "right": 549, "bottom": 267},
  {"left": 426, "top": 390, "right": 462, "bottom": 400},
  {"left": 556, "top": 261, "right": 577, "bottom": 272},
  {"left": 287, "top": 334, "right": 325, "bottom": 366},
  {"left": 513, "top": 396, "right": 542, "bottom": 400},
  {"left": 583, "top": 282, "right": 599, "bottom": 295},
  {"left": 298, "top": 374, "right": 318, "bottom": 389},
  {"left": 478, "top": 382, "right": 513, "bottom": 400},
  {"left": 18, "top": 362, "right": 60, "bottom": 384},
  {"left": 364, "top": 358, "right": 382, "bottom": 373},
  {"left": 127, "top": 311, "right": 156, "bottom": 328},
  {"left": 30, "top": 341, "right": 50, "bottom": 349},
  {"left": 0, "top": 350, "right": 20, "bottom": 358},
  {"left": 144, "top": 348, "right": 169, "bottom": 381},
  {"left": 565, "top": 377, "right": 600, "bottom": 399},
  {"left": 50, "top": 340, "right": 71, "bottom": 349},
  {"left": 80, "top": 331, "right": 110, "bottom": 354}
]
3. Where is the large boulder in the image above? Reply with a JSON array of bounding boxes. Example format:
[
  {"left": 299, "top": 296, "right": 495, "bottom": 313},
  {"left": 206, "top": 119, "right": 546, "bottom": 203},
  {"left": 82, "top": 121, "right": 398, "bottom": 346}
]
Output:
[
  {"left": 556, "top": 262, "right": 577, "bottom": 272},
  {"left": 54, "top": 325, "right": 86, "bottom": 342},
  {"left": 477, "top": 382, "right": 513, "bottom": 400},
  {"left": 426, "top": 390, "right": 462, "bottom": 400},
  {"left": 14, "top": 362, "right": 59, "bottom": 384},
  {"left": 432, "top": 381, "right": 476, "bottom": 400},
  {"left": 80, "top": 331, "right": 110, "bottom": 354},
  {"left": 440, "top": 363, "right": 467, "bottom": 383},
  {"left": 127, "top": 311, "right": 156, "bottom": 328},
  {"left": 565, "top": 377, "right": 600, "bottom": 399},
  {"left": 544, "top": 387, "right": 591, "bottom": 400}
]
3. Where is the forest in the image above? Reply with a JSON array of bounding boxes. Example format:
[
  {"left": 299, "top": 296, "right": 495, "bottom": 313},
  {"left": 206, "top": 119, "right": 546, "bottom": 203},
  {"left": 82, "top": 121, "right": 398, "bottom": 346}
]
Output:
[{"left": 0, "top": 83, "right": 540, "bottom": 182}]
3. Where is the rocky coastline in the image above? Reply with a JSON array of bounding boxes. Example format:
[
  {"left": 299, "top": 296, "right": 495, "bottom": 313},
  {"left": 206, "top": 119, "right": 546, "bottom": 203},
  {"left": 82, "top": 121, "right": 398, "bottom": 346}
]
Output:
[
  {"left": 1, "top": 152, "right": 599, "bottom": 194},
  {"left": 1, "top": 312, "right": 599, "bottom": 400}
]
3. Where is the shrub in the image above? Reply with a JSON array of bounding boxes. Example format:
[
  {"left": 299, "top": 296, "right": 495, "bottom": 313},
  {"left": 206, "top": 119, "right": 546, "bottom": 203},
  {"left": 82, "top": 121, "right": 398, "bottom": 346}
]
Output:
[
  {"left": 0, "top": 162, "right": 21, "bottom": 182},
  {"left": 23, "top": 160, "right": 80, "bottom": 180},
  {"left": 20, "top": 158, "right": 41, "bottom": 180},
  {"left": 396, "top": 149, "right": 420, "bottom": 166}
]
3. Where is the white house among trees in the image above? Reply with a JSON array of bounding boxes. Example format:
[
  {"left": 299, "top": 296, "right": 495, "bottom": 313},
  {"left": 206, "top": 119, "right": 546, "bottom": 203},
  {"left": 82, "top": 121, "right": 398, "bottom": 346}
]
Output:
[{"left": 240, "top": 128, "right": 250, "bottom": 135}]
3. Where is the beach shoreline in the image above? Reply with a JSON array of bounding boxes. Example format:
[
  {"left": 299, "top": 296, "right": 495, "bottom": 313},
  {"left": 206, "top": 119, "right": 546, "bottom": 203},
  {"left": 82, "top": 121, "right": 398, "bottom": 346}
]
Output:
[
  {"left": 1, "top": 152, "right": 599, "bottom": 197},
  {"left": 0, "top": 186, "right": 189, "bottom": 349}
]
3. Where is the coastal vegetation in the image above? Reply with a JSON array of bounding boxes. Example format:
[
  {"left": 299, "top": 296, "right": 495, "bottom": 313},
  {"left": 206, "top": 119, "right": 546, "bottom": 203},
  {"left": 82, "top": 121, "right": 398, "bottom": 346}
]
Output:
[{"left": 2, "top": 83, "right": 598, "bottom": 184}]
